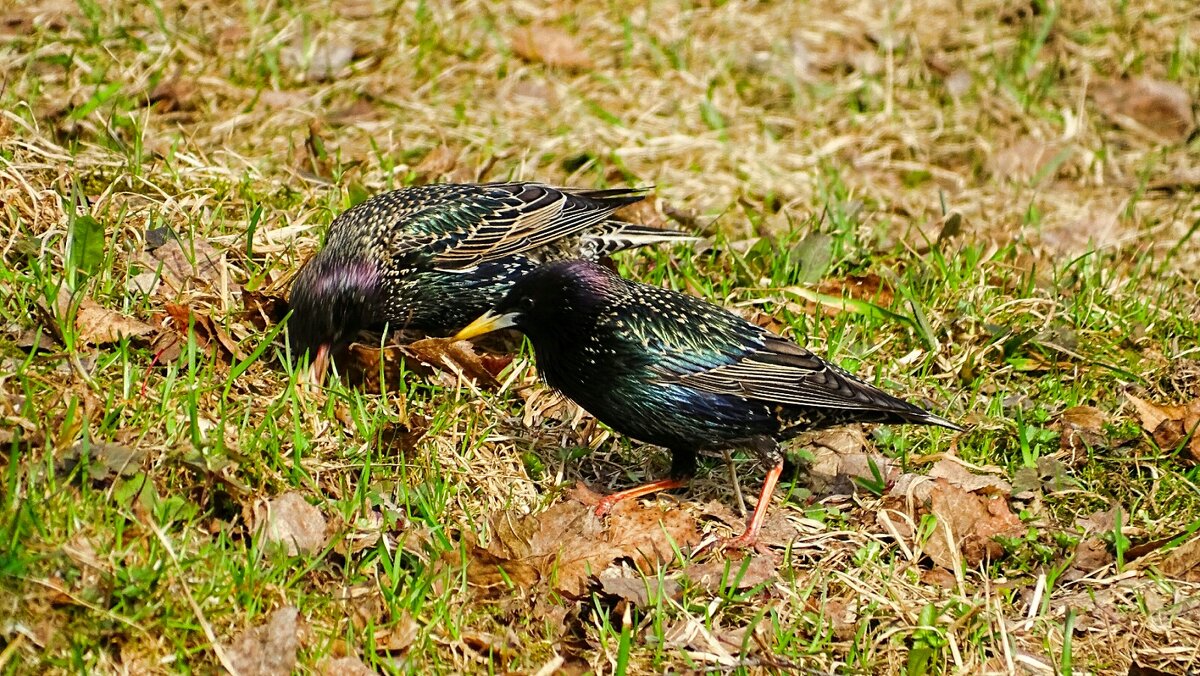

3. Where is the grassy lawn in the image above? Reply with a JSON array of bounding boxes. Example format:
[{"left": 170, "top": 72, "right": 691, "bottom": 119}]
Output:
[{"left": 2, "top": 0, "right": 1199, "bottom": 673}]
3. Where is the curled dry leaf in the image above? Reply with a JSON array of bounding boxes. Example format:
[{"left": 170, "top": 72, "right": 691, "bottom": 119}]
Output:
[
  {"left": 57, "top": 441, "right": 146, "bottom": 481},
  {"left": 256, "top": 492, "right": 327, "bottom": 556},
  {"left": 1126, "top": 393, "right": 1200, "bottom": 464},
  {"left": 1058, "top": 405, "right": 1108, "bottom": 454},
  {"left": 923, "top": 479, "right": 1022, "bottom": 570},
  {"left": 52, "top": 287, "right": 154, "bottom": 347},
  {"left": 683, "top": 553, "right": 777, "bottom": 594},
  {"left": 347, "top": 338, "right": 502, "bottom": 392},
  {"left": 240, "top": 289, "right": 289, "bottom": 331},
  {"left": 320, "top": 655, "right": 375, "bottom": 676},
  {"left": 510, "top": 25, "right": 594, "bottom": 71},
  {"left": 464, "top": 484, "right": 699, "bottom": 598},
  {"left": 226, "top": 606, "right": 301, "bottom": 676},
  {"left": 926, "top": 458, "right": 1011, "bottom": 496},
  {"left": 159, "top": 303, "right": 243, "bottom": 362},
  {"left": 1092, "top": 77, "right": 1195, "bottom": 143},
  {"left": 413, "top": 146, "right": 459, "bottom": 182},
  {"left": 147, "top": 235, "right": 236, "bottom": 297},
  {"left": 1158, "top": 536, "right": 1200, "bottom": 582},
  {"left": 147, "top": 76, "right": 197, "bottom": 112},
  {"left": 598, "top": 574, "right": 681, "bottom": 608}
]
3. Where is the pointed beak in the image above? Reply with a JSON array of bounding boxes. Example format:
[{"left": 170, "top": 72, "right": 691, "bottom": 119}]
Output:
[
  {"left": 453, "top": 311, "right": 518, "bottom": 341},
  {"left": 299, "top": 343, "right": 330, "bottom": 388}
]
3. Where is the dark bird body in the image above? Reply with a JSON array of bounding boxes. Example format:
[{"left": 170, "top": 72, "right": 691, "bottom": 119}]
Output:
[
  {"left": 455, "top": 260, "right": 961, "bottom": 547},
  {"left": 287, "top": 182, "right": 694, "bottom": 380}
]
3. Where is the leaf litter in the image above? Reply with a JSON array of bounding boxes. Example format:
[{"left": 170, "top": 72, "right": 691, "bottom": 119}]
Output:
[
  {"left": 1126, "top": 392, "right": 1200, "bottom": 464},
  {"left": 254, "top": 492, "right": 328, "bottom": 556},
  {"left": 460, "top": 484, "right": 700, "bottom": 599},
  {"left": 225, "top": 606, "right": 302, "bottom": 676}
]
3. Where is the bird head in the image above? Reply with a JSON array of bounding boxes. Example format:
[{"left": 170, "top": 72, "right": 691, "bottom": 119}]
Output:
[
  {"left": 452, "top": 260, "right": 617, "bottom": 343},
  {"left": 287, "top": 252, "right": 380, "bottom": 383}
]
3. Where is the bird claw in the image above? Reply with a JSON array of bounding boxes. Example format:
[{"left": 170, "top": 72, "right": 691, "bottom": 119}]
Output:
[
  {"left": 719, "top": 533, "right": 770, "bottom": 555},
  {"left": 593, "top": 498, "right": 618, "bottom": 519}
]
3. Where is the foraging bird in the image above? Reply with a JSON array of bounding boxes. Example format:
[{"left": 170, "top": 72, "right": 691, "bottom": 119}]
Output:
[
  {"left": 287, "top": 182, "right": 694, "bottom": 381},
  {"left": 455, "top": 260, "right": 961, "bottom": 548}
]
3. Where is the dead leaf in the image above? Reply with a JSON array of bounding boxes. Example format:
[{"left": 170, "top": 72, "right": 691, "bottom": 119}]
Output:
[
  {"left": 148, "top": 76, "right": 197, "bottom": 112},
  {"left": 226, "top": 606, "right": 301, "bottom": 676},
  {"left": 147, "top": 235, "right": 236, "bottom": 297},
  {"left": 51, "top": 287, "right": 154, "bottom": 346},
  {"left": 988, "top": 137, "right": 1066, "bottom": 183},
  {"left": 510, "top": 25, "right": 593, "bottom": 71},
  {"left": 1071, "top": 537, "right": 1112, "bottom": 574},
  {"left": 1077, "top": 507, "right": 1118, "bottom": 535},
  {"left": 1058, "top": 405, "right": 1108, "bottom": 454},
  {"left": 320, "top": 655, "right": 375, "bottom": 676},
  {"left": 464, "top": 484, "right": 699, "bottom": 598},
  {"left": 1093, "top": 77, "right": 1195, "bottom": 143},
  {"left": 598, "top": 575, "right": 682, "bottom": 608},
  {"left": 373, "top": 614, "right": 419, "bottom": 653},
  {"left": 1041, "top": 204, "right": 1125, "bottom": 257},
  {"left": 161, "top": 303, "right": 243, "bottom": 362},
  {"left": 283, "top": 39, "right": 356, "bottom": 81},
  {"left": 348, "top": 338, "right": 500, "bottom": 391},
  {"left": 413, "top": 146, "right": 458, "bottom": 181},
  {"left": 924, "top": 480, "right": 1022, "bottom": 570},
  {"left": 683, "top": 554, "right": 777, "bottom": 593},
  {"left": 817, "top": 273, "right": 894, "bottom": 307},
  {"left": 1126, "top": 393, "right": 1200, "bottom": 464},
  {"left": 927, "top": 458, "right": 1011, "bottom": 496},
  {"left": 256, "top": 492, "right": 327, "bottom": 556},
  {"left": 240, "top": 289, "right": 290, "bottom": 331},
  {"left": 57, "top": 441, "right": 146, "bottom": 481},
  {"left": 1159, "top": 536, "right": 1200, "bottom": 582},
  {"left": 803, "top": 427, "right": 892, "bottom": 496},
  {"left": 613, "top": 197, "right": 668, "bottom": 231}
]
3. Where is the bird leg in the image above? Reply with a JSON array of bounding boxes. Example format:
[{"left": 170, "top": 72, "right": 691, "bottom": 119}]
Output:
[
  {"left": 722, "top": 447, "right": 747, "bottom": 516},
  {"left": 723, "top": 460, "right": 784, "bottom": 551},
  {"left": 593, "top": 477, "right": 689, "bottom": 518}
]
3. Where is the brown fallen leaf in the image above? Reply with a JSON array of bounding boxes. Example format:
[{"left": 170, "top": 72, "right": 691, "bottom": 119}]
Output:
[
  {"left": 320, "top": 655, "right": 376, "bottom": 676},
  {"left": 347, "top": 338, "right": 501, "bottom": 391},
  {"left": 373, "top": 613, "right": 419, "bottom": 653},
  {"left": 1092, "top": 77, "right": 1195, "bottom": 143},
  {"left": 613, "top": 196, "right": 668, "bottom": 231},
  {"left": 988, "top": 137, "right": 1066, "bottom": 183},
  {"left": 57, "top": 441, "right": 146, "bottom": 481},
  {"left": 413, "top": 146, "right": 459, "bottom": 182},
  {"left": 1058, "top": 405, "right": 1108, "bottom": 454},
  {"left": 241, "top": 289, "right": 289, "bottom": 331},
  {"left": 598, "top": 574, "right": 682, "bottom": 608},
  {"left": 283, "top": 39, "right": 356, "bottom": 81},
  {"left": 147, "top": 75, "right": 197, "bottom": 112},
  {"left": 926, "top": 458, "right": 1011, "bottom": 496},
  {"left": 464, "top": 484, "right": 699, "bottom": 598},
  {"left": 51, "top": 287, "right": 154, "bottom": 347},
  {"left": 255, "top": 492, "right": 328, "bottom": 556},
  {"left": 924, "top": 479, "right": 1022, "bottom": 570},
  {"left": 1070, "top": 537, "right": 1112, "bottom": 575},
  {"left": 510, "top": 25, "right": 593, "bottom": 71},
  {"left": 1126, "top": 392, "right": 1200, "bottom": 464},
  {"left": 226, "top": 606, "right": 301, "bottom": 676},
  {"left": 147, "top": 235, "right": 238, "bottom": 297},
  {"left": 161, "top": 303, "right": 244, "bottom": 361},
  {"left": 683, "top": 553, "right": 777, "bottom": 593},
  {"left": 1158, "top": 536, "right": 1200, "bottom": 582},
  {"left": 817, "top": 273, "right": 894, "bottom": 307}
]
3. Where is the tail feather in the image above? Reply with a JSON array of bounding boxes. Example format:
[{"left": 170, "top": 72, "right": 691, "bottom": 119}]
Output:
[{"left": 591, "top": 222, "right": 699, "bottom": 256}]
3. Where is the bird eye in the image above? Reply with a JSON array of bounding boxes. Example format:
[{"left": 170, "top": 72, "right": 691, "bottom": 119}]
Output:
[{"left": 517, "top": 296, "right": 536, "bottom": 312}]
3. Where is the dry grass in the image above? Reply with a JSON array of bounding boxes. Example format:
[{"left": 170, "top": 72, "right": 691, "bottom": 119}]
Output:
[{"left": 2, "top": 0, "right": 1199, "bottom": 673}]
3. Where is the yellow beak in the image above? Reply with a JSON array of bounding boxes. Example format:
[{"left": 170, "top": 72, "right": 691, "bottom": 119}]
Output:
[{"left": 453, "top": 311, "right": 518, "bottom": 341}]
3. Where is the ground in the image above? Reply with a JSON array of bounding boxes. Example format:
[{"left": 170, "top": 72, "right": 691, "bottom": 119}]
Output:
[{"left": 2, "top": 0, "right": 1200, "bottom": 674}]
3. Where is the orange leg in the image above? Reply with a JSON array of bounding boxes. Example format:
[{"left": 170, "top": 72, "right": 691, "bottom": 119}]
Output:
[
  {"left": 723, "top": 460, "right": 784, "bottom": 550},
  {"left": 594, "top": 477, "right": 689, "bottom": 517}
]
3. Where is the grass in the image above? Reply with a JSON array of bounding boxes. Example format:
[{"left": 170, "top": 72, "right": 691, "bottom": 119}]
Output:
[{"left": 2, "top": 0, "right": 1200, "bottom": 673}]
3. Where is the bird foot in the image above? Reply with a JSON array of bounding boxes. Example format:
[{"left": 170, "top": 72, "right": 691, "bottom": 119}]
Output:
[
  {"left": 593, "top": 497, "right": 620, "bottom": 519},
  {"left": 719, "top": 532, "right": 771, "bottom": 555}
]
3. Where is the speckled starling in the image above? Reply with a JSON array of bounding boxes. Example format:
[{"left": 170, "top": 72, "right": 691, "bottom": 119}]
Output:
[
  {"left": 287, "top": 182, "right": 694, "bottom": 380},
  {"left": 454, "top": 260, "right": 962, "bottom": 548}
]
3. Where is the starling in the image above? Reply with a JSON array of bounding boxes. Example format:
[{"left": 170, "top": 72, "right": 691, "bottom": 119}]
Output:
[
  {"left": 287, "top": 182, "right": 694, "bottom": 381},
  {"left": 455, "top": 260, "right": 962, "bottom": 548}
]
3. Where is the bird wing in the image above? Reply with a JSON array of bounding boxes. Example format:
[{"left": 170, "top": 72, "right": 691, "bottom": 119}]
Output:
[
  {"left": 421, "top": 183, "right": 646, "bottom": 269},
  {"left": 621, "top": 285, "right": 917, "bottom": 413}
]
